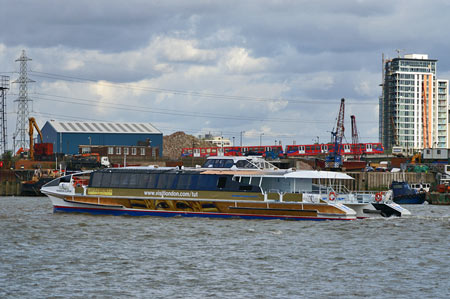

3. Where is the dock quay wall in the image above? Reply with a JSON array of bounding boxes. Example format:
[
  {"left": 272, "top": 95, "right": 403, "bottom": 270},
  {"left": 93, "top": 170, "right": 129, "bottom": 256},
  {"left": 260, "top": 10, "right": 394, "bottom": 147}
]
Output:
[
  {"left": 343, "top": 172, "right": 435, "bottom": 191},
  {"left": 0, "top": 170, "right": 21, "bottom": 196},
  {"left": 0, "top": 181, "right": 21, "bottom": 196}
]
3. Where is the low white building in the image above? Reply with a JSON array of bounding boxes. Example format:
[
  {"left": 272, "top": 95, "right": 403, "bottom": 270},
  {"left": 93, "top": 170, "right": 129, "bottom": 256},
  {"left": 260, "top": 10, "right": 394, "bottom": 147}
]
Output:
[
  {"left": 422, "top": 148, "right": 448, "bottom": 160},
  {"left": 206, "top": 136, "right": 232, "bottom": 147}
]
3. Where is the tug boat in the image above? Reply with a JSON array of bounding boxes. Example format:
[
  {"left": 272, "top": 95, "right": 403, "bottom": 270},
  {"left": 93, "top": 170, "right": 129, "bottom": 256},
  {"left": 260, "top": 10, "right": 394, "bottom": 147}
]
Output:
[
  {"left": 41, "top": 157, "right": 357, "bottom": 221},
  {"left": 390, "top": 181, "right": 426, "bottom": 204}
]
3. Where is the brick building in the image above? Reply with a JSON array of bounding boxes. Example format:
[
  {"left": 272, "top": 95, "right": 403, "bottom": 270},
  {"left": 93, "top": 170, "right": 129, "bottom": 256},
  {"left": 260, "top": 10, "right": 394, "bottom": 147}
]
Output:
[{"left": 79, "top": 145, "right": 159, "bottom": 166}]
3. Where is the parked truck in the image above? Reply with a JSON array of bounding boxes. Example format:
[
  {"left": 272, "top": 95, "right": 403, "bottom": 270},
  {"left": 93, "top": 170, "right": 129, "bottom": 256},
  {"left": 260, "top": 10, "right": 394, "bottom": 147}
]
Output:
[{"left": 64, "top": 153, "right": 110, "bottom": 170}]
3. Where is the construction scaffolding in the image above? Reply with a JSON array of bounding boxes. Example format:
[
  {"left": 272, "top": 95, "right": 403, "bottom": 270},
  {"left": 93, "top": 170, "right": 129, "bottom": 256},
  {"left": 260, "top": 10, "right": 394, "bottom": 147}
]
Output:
[{"left": 380, "top": 56, "right": 395, "bottom": 152}]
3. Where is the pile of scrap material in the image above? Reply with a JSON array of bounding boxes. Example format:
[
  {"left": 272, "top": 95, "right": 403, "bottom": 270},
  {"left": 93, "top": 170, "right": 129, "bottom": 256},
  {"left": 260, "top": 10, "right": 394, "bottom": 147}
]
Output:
[
  {"left": 163, "top": 131, "right": 213, "bottom": 160},
  {"left": 295, "top": 160, "right": 314, "bottom": 170}
]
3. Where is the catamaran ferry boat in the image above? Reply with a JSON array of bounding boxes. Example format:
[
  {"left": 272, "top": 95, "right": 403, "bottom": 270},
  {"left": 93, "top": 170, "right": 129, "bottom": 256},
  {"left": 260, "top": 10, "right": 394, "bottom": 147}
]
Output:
[{"left": 41, "top": 156, "right": 409, "bottom": 221}]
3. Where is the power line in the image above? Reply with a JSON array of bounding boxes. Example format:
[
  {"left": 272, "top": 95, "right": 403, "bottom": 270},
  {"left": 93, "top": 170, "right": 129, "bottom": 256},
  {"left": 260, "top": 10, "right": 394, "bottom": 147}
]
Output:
[
  {"left": 29, "top": 70, "right": 378, "bottom": 106},
  {"left": 31, "top": 110, "right": 379, "bottom": 143},
  {"left": 24, "top": 70, "right": 380, "bottom": 142},
  {"left": 30, "top": 110, "right": 289, "bottom": 137},
  {"left": 32, "top": 92, "right": 378, "bottom": 124}
]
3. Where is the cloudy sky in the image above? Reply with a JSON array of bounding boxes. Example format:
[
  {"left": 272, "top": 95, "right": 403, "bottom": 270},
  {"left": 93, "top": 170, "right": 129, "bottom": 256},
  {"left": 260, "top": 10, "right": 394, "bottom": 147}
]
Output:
[{"left": 1, "top": 0, "right": 450, "bottom": 150}]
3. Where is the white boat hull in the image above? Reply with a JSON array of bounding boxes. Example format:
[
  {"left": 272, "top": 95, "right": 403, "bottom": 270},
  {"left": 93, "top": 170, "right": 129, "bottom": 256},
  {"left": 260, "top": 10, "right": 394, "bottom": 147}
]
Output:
[{"left": 42, "top": 189, "right": 356, "bottom": 221}]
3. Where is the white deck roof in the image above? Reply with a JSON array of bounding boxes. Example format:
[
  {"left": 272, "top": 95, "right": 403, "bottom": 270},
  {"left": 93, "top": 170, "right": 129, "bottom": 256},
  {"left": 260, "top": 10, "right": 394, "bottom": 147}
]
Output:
[
  {"left": 284, "top": 170, "right": 354, "bottom": 180},
  {"left": 47, "top": 120, "right": 162, "bottom": 134},
  {"left": 203, "top": 168, "right": 354, "bottom": 180}
]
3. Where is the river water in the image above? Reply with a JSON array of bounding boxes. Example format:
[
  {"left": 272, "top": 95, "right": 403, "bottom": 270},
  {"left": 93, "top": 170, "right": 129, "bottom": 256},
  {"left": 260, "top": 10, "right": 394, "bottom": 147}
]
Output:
[{"left": 1, "top": 196, "right": 449, "bottom": 298}]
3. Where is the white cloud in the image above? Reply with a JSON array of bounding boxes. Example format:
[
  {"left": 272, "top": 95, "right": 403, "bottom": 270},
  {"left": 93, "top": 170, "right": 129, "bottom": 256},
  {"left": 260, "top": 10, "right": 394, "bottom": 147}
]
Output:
[
  {"left": 64, "top": 58, "right": 85, "bottom": 71},
  {"left": 152, "top": 37, "right": 217, "bottom": 62},
  {"left": 221, "top": 47, "right": 270, "bottom": 73}
]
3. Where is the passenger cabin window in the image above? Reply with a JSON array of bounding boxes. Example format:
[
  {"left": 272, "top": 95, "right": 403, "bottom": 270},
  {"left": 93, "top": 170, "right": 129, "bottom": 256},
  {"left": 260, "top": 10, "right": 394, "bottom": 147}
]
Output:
[
  {"left": 202, "top": 159, "right": 234, "bottom": 168},
  {"left": 91, "top": 173, "right": 103, "bottom": 186},
  {"left": 119, "top": 173, "right": 130, "bottom": 187},
  {"left": 241, "top": 177, "right": 250, "bottom": 185},
  {"left": 147, "top": 173, "right": 159, "bottom": 188},
  {"left": 202, "top": 160, "right": 215, "bottom": 168},
  {"left": 128, "top": 173, "right": 139, "bottom": 187},
  {"left": 177, "top": 174, "right": 190, "bottom": 190},
  {"left": 223, "top": 160, "right": 234, "bottom": 168},
  {"left": 157, "top": 174, "right": 177, "bottom": 189},
  {"left": 90, "top": 171, "right": 246, "bottom": 192},
  {"left": 101, "top": 172, "right": 112, "bottom": 187},
  {"left": 235, "top": 160, "right": 257, "bottom": 169},
  {"left": 217, "top": 177, "right": 227, "bottom": 189},
  {"left": 189, "top": 175, "right": 199, "bottom": 189},
  {"left": 138, "top": 173, "right": 149, "bottom": 187},
  {"left": 111, "top": 172, "right": 121, "bottom": 186}
]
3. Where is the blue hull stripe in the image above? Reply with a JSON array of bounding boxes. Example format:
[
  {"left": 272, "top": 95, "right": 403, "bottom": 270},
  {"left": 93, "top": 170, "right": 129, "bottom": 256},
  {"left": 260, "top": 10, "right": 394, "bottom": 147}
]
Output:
[{"left": 53, "top": 206, "right": 352, "bottom": 221}]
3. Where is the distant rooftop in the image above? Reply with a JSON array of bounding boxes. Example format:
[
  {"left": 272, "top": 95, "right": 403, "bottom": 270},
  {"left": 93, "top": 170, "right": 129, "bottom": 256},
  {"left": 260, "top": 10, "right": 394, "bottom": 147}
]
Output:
[
  {"left": 46, "top": 120, "right": 162, "bottom": 134},
  {"left": 404, "top": 54, "right": 429, "bottom": 59}
]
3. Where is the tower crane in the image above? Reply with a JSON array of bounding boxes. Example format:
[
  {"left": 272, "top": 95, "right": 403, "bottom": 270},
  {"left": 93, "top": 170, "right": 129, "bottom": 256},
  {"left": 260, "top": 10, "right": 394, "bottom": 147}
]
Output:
[
  {"left": 325, "top": 98, "right": 345, "bottom": 169},
  {"left": 350, "top": 115, "right": 361, "bottom": 160}
]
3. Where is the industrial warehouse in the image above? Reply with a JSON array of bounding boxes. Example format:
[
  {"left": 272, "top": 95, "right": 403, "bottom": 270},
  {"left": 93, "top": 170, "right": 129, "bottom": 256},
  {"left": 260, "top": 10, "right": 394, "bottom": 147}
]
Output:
[{"left": 40, "top": 120, "right": 163, "bottom": 156}]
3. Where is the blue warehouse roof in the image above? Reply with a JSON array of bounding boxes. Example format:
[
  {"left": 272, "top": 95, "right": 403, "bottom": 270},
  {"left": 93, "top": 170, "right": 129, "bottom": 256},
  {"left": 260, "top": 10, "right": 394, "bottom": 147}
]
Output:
[{"left": 45, "top": 120, "right": 162, "bottom": 134}]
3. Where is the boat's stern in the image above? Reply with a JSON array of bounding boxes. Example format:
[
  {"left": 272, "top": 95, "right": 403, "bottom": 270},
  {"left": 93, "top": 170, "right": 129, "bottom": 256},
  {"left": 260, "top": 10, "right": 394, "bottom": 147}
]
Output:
[
  {"left": 320, "top": 202, "right": 357, "bottom": 220},
  {"left": 384, "top": 202, "right": 411, "bottom": 216}
]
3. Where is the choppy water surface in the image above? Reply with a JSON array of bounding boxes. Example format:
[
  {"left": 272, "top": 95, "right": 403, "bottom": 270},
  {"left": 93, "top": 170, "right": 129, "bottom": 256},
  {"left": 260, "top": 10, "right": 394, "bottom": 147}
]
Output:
[{"left": 1, "top": 197, "right": 449, "bottom": 298}]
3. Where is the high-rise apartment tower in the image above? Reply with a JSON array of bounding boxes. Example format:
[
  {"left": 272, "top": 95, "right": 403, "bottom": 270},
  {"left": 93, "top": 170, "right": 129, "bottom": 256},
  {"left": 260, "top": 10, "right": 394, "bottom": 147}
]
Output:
[{"left": 379, "top": 54, "right": 449, "bottom": 152}]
